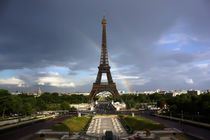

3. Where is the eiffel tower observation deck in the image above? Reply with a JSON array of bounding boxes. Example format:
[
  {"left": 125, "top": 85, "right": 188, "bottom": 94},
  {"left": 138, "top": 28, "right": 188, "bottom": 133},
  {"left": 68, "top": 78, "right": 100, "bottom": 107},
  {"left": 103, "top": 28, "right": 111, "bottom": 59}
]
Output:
[{"left": 89, "top": 17, "right": 120, "bottom": 102}]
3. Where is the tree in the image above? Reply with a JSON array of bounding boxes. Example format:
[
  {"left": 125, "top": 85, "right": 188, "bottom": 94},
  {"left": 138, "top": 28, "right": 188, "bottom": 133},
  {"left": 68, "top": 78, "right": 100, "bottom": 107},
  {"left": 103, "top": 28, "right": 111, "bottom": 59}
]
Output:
[
  {"left": 125, "top": 100, "right": 135, "bottom": 109},
  {"left": 135, "top": 103, "right": 142, "bottom": 109},
  {"left": 0, "top": 91, "right": 12, "bottom": 119},
  {"left": 40, "top": 92, "right": 52, "bottom": 104},
  {"left": 60, "top": 101, "right": 70, "bottom": 110},
  {"left": 169, "top": 104, "right": 177, "bottom": 112},
  {"left": 51, "top": 92, "right": 60, "bottom": 103},
  {"left": 69, "top": 106, "right": 77, "bottom": 111},
  {"left": 23, "top": 103, "right": 33, "bottom": 115},
  {"left": 11, "top": 96, "right": 23, "bottom": 115},
  {"left": 36, "top": 98, "right": 47, "bottom": 111},
  {"left": 0, "top": 89, "right": 10, "bottom": 95}
]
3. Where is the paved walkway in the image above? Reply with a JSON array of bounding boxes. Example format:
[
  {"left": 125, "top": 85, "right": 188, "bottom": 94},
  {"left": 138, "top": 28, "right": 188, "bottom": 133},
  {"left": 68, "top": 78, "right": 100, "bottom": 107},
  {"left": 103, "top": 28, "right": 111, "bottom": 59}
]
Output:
[
  {"left": 155, "top": 114, "right": 210, "bottom": 128},
  {"left": 0, "top": 115, "right": 70, "bottom": 140},
  {"left": 0, "top": 115, "right": 57, "bottom": 131},
  {"left": 141, "top": 113, "right": 210, "bottom": 140},
  {"left": 86, "top": 115, "right": 127, "bottom": 138}
]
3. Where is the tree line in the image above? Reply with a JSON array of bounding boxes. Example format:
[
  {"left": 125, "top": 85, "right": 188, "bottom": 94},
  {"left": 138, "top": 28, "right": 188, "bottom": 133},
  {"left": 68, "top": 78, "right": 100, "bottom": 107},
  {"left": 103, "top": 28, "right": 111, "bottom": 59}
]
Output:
[
  {"left": 0, "top": 89, "right": 89, "bottom": 119},
  {"left": 1, "top": 89, "right": 209, "bottom": 121},
  {"left": 120, "top": 92, "right": 210, "bottom": 122}
]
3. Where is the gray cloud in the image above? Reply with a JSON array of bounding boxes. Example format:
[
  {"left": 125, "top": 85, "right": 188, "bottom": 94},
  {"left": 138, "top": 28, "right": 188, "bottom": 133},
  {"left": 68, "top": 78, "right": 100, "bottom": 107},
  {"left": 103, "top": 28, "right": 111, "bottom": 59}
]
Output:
[{"left": 0, "top": 0, "right": 210, "bottom": 91}]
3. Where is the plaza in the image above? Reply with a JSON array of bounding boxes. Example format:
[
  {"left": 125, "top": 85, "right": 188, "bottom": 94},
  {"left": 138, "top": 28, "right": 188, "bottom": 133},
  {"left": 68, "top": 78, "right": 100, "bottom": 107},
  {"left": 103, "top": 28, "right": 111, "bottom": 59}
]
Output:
[{"left": 86, "top": 115, "right": 127, "bottom": 138}]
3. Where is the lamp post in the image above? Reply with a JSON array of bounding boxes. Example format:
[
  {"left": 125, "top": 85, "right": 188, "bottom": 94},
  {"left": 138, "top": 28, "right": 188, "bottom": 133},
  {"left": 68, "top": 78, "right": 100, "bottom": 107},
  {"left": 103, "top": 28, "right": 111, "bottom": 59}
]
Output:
[{"left": 181, "top": 110, "right": 184, "bottom": 131}]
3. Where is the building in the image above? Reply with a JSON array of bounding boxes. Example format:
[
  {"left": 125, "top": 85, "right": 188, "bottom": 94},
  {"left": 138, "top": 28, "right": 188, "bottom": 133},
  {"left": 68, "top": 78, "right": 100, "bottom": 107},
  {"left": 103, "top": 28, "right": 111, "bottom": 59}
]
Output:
[
  {"left": 187, "top": 90, "right": 201, "bottom": 95},
  {"left": 165, "top": 91, "right": 186, "bottom": 97},
  {"left": 37, "top": 88, "right": 42, "bottom": 96},
  {"left": 165, "top": 92, "right": 174, "bottom": 97},
  {"left": 156, "top": 89, "right": 166, "bottom": 94},
  {"left": 70, "top": 103, "right": 90, "bottom": 111},
  {"left": 70, "top": 92, "right": 89, "bottom": 96},
  {"left": 112, "top": 101, "right": 126, "bottom": 111},
  {"left": 10, "top": 91, "right": 22, "bottom": 95}
]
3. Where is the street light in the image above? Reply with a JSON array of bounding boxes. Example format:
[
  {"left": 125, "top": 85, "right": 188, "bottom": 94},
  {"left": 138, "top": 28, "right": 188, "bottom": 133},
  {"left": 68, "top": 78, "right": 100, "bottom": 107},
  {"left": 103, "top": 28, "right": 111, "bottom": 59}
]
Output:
[{"left": 181, "top": 110, "right": 184, "bottom": 131}]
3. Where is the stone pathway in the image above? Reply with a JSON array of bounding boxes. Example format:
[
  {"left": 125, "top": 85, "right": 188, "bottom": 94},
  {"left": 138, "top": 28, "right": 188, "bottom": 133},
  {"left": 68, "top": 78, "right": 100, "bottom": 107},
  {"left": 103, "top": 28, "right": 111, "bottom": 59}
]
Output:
[{"left": 86, "top": 115, "right": 127, "bottom": 138}]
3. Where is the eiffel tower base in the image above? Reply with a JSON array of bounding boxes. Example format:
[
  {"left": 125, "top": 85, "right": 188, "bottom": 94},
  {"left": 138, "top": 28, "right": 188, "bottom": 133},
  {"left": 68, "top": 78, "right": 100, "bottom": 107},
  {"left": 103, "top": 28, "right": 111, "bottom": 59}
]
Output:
[{"left": 89, "top": 83, "right": 120, "bottom": 102}]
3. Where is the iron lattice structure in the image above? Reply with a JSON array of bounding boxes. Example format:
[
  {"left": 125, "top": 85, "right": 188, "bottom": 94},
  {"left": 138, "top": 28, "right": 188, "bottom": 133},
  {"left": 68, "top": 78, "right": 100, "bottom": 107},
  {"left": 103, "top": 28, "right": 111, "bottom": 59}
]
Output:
[{"left": 89, "top": 17, "right": 120, "bottom": 102}]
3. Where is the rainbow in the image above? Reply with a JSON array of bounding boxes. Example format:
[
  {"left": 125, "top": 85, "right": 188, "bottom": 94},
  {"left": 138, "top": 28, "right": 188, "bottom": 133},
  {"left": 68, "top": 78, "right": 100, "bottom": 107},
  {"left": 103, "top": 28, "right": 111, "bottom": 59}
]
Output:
[{"left": 75, "top": 29, "right": 132, "bottom": 92}]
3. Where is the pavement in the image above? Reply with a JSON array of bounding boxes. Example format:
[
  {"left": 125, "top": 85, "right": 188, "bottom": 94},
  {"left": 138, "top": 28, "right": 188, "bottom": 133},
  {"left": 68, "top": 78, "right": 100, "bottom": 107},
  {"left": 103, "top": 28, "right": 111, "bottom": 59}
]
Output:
[
  {"left": 155, "top": 114, "right": 210, "bottom": 128},
  {"left": 141, "top": 113, "right": 210, "bottom": 140},
  {"left": 0, "top": 115, "right": 57, "bottom": 131},
  {"left": 86, "top": 115, "right": 127, "bottom": 138},
  {"left": 0, "top": 115, "right": 70, "bottom": 140}
]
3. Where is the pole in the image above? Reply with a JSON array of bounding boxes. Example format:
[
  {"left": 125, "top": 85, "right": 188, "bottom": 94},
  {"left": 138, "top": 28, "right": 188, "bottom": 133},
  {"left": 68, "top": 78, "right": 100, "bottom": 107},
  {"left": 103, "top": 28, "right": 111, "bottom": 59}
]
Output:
[{"left": 181, "top": 110, "right": 184, "bottom": 131}]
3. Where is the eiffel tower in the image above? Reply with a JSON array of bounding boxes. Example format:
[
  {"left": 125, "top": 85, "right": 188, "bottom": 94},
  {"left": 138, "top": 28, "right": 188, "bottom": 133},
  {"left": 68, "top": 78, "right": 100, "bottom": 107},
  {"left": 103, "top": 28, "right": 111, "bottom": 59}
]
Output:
[{"left": 89, "top": 17, "right": 120, "bottom": 102}]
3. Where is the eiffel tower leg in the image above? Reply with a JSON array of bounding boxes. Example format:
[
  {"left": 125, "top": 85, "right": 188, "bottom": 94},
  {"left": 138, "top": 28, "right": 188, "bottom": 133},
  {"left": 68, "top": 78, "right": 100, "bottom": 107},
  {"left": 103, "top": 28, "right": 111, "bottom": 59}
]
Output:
[
  {"left": 110, "top": 86, "right": 120, "bottom": 99},
  {"left": 106, "top": 71, "right": 113, "bottom": 83},
  {"left": 89, "top": 89, "right": 95, "bottom": 102},
  {"left": 113, "top": 88, "right": 120, "bottom": 99},
  {"left": 96, "top": 72, "right": 102, "bottom": 83}
]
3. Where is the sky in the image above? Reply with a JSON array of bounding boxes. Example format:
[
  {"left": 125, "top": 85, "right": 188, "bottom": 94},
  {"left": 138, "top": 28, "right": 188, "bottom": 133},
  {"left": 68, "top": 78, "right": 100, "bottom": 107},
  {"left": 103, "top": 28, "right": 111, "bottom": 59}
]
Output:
[{"left": 0, "top": 0, "right": 210, "bottom": 93}]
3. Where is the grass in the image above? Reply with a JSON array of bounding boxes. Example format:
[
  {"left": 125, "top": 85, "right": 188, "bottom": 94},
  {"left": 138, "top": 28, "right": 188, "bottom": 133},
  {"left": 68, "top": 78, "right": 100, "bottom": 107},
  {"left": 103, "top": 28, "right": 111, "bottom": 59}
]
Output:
[
  {"left": 51, "top": 116, "right": 91, "bottom": 132},
  {"left": 51, "top": 123, "right": 69, "bottom": 131},
  {"left": 119, "top": 115, "right": 165, "bottom": 132}
]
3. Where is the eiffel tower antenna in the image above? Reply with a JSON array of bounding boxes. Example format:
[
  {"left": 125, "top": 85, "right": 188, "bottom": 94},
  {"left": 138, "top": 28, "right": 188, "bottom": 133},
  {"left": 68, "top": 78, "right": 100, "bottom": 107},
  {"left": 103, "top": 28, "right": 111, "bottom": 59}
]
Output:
[
  {"left": 89, "top": 17, "right": 120, "bottom": 102},
  {"left": 103, "top": 10, "right": 106, "bottom": 17}
]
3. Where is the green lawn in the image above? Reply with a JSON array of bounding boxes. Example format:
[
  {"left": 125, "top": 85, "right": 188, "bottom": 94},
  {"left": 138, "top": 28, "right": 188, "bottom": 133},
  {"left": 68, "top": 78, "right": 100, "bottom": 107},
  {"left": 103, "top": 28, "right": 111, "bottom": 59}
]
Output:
[
  {"left": 51, "top": 116, "right": 91, "bottom": 132},
  {"left": 119, "top": 115, "right": 165, "bottom": 131},
  {"left": 51, "top": 123, "right": 69, "bottom": 131}
]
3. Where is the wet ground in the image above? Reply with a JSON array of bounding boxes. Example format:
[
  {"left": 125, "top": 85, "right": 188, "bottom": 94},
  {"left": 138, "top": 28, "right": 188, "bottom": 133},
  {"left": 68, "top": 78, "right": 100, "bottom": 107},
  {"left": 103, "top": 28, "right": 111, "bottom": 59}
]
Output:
[{"left": 0, "top": 115, "right": 70, "bottom": 140}]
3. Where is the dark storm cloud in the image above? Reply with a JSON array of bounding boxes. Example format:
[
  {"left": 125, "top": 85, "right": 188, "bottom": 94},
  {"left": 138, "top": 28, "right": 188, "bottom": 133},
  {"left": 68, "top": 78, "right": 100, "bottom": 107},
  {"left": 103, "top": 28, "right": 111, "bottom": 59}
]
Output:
[
  {"left": 0, "top": 0, "right": 210, "bottom": 91},
  {"left": 0, "top": 0, "right": 101, "bottom": 70}
]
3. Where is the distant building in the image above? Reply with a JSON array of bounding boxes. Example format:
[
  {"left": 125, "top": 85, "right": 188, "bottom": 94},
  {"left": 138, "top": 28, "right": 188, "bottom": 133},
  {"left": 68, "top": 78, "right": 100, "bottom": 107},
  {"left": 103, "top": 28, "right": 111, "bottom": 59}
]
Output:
[
  {"left": 165, "top": 92, "right": 174, "bottom": 97},
  {"left": 156, "top": 89, "right": 166, "bottom": 94},
  {"left": 156, "top": 89, "right": 161, "bottom": 93},
  {"left": 25, "top": 92, "right": 37, "bottom": 96},
  {"left": 37, "top": 88, "right": 42, "bottom": 96},
  {"left": 118, "top": 90, "right": 126, "bottom": 94},
  {"left": 165, "top": 91, "right": 187, "bottom": 97},
  {"left": 70, "top": 103, "right": 90, "bottom": 111},
  {"left": 10, "top": 91, "right": 22, "bottom": 95},
  {"left": 203, "top": 89, "right": 210, "bottom": 94},
  {"left": 143, "top": 91, "right": 155, "bottom": 95},
  {"left": 112, "top": 101, "right": 126, "bottom": 111},
  {"left": 70, "top": 92, "right": 89, "bottom": 96},
  {"left": 187, "top": 90, "right": 201, "bottom": 95}
]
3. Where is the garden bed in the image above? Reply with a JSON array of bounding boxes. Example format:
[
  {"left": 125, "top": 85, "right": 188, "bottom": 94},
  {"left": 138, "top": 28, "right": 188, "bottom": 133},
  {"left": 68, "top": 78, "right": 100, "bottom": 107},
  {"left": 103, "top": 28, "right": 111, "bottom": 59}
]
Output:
[
  {"left": 51, "top": 115, "right": 92, "bottom": 132},
  {"left": 118, "top": 115, "right": 165, "bottom": 133}
]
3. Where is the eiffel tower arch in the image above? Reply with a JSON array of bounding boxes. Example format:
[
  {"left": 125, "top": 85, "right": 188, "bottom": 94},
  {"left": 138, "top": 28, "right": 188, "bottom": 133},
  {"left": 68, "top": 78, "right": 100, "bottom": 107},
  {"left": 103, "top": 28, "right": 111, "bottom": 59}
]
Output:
[{"left": 89, "top": 17, "right": 120, "bottom": 102}]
